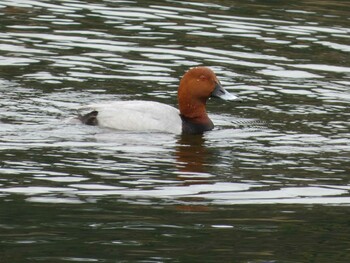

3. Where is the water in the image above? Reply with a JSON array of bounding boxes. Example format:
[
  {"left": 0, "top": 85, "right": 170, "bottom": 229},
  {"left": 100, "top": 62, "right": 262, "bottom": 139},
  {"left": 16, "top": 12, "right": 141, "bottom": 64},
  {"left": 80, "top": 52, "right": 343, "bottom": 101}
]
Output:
[{"left": 1, "top": 0, "right": 350, "bottom": 262}]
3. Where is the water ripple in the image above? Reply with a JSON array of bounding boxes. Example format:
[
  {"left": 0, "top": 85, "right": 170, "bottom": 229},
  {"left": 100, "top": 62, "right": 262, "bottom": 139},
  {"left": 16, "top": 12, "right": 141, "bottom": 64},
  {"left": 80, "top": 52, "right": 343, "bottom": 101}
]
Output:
[{"left": 0, "top": 0, "right": 349, "bottom": 208}]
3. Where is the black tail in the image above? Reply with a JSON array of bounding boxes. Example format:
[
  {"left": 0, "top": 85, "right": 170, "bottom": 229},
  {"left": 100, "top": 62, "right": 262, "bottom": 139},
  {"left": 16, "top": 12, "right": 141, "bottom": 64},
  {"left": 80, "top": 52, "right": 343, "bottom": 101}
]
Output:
[{"left": 79, "top": 111, "right": 98, "bottom": 126}]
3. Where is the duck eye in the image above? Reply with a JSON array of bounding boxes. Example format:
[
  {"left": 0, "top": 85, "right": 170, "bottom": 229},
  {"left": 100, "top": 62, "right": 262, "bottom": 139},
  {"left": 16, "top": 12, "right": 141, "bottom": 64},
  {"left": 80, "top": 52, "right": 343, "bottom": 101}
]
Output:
[{"left": 199, "top": 75, "right": 208, "bottom": 81}]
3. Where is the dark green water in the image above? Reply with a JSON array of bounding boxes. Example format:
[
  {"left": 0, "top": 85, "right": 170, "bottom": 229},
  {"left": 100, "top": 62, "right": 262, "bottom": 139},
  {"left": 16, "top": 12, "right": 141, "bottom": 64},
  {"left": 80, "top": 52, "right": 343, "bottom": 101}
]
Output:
[{"left": 0, "top": 0, "right": 349, "bottom": 262}]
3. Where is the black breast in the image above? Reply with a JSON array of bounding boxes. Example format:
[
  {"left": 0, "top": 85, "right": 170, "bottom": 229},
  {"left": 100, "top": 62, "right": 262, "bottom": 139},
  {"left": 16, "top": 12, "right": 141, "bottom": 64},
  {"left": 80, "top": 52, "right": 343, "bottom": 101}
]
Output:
[{"left": 180, "top": 115, "right": 214, "bottom": 134}]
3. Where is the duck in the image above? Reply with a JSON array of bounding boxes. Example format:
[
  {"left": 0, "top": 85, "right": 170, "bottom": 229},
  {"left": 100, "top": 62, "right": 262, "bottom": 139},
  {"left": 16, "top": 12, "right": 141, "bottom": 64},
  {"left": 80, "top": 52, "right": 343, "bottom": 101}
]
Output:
[{"left": 78, "top": 66, "right": 239, "bottom": 134}]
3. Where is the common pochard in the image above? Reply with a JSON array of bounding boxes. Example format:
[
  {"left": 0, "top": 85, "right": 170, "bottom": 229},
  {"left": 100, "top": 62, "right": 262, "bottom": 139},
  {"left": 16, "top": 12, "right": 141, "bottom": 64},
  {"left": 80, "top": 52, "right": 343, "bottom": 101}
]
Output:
[{"left": 78, "top": 66, "right": 239, "bottom": 134}]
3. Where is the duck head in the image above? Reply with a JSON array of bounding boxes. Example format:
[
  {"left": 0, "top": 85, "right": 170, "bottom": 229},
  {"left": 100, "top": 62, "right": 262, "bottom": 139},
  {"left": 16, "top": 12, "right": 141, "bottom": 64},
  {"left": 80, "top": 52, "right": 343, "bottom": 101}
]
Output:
[{"left": 178, "top": 67, "right": 239, "bottom": 133}]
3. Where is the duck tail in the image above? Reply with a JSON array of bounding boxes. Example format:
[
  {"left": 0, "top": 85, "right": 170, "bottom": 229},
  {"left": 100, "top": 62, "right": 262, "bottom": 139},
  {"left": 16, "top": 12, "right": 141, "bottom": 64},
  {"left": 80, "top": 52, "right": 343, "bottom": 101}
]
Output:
[{"left": 78, "top": 111, "right": 98, "bottom": 126}]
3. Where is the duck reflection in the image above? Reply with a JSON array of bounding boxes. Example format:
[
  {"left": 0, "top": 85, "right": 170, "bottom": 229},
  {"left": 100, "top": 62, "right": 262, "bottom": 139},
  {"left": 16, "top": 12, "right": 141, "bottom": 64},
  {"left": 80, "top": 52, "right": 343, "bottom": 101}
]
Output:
[
  {"left": 175, "top": 134, "right": 214, "bottom": 211},
  {"left": 175, "top": 134, "right": 214, "bottom": 182}
]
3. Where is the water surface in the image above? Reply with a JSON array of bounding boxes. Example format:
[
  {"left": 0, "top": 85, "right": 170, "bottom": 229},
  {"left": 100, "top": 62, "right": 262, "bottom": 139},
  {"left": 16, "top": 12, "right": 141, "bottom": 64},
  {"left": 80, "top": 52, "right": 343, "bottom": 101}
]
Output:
[{"left": 1, "top": 0, "right": 350, "bottom": 262}]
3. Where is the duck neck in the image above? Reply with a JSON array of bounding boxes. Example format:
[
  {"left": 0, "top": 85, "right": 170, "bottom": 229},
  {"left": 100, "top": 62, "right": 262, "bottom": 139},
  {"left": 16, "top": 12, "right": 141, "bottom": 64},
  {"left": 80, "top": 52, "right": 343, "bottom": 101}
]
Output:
[
  {"left": 179, "top": 99, "right": 208, "bottom": 122},
  {"left": 179, "top": 99, "right": 214, "bottom": 134}
]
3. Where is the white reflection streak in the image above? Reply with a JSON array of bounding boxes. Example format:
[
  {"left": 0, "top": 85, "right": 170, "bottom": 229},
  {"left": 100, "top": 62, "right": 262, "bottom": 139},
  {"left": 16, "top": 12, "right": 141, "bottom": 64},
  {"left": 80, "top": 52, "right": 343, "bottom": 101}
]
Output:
[{"left": 1, "top": 184, "right": 349, "bottom": 205}]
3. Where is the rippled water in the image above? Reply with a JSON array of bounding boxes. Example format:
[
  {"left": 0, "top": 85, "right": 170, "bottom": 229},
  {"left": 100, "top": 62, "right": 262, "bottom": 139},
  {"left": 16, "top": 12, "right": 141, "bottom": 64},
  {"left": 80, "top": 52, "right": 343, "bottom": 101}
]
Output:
[{"left": 1, "top": 0, "right": 350, "bottom": 262}]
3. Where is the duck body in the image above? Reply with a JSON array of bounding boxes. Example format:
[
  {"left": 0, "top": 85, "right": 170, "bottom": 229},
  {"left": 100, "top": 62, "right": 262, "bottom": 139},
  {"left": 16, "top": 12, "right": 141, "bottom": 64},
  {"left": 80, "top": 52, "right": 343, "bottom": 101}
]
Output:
[
  {"left": 78, "top": 67, "right": 239, "bottom": 134},
  {"left": 79, "top": 100, "right": 183, "bottom": 134}
]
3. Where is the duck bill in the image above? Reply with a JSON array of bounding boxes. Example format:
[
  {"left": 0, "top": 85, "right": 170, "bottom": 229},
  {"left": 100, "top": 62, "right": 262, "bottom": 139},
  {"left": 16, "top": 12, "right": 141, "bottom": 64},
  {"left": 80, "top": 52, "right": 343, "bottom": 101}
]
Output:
[{"left": 211, "top": 82, "right": 239, "bottom": 101}]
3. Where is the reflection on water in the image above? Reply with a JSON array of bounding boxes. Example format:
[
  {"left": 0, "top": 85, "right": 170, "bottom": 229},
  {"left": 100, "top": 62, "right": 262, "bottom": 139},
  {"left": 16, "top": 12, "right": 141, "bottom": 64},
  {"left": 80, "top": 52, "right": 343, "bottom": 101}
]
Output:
[
  {"left": 1, "top": 0, "right": 350, "bottom": 262},
  {"left": 176, "top": 135, "right": 209, "bottom": 175}
]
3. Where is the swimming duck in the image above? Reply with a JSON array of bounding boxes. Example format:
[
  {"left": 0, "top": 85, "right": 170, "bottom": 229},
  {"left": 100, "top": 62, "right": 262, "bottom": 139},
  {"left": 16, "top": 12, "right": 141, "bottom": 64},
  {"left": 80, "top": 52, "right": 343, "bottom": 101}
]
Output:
[{"left": 78, "top": 66, "right": 239, "bottom": 134}]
